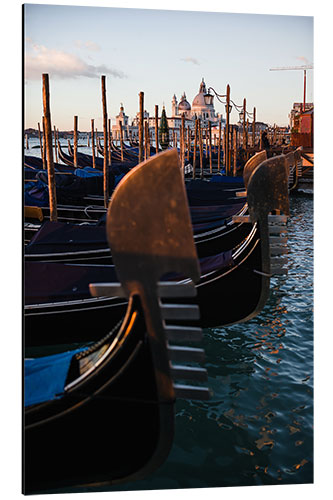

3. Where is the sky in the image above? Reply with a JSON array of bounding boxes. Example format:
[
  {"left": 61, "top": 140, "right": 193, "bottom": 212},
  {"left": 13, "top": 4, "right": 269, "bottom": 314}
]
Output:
[{"left": 23, "top": 2, "right": 313, "bottom": 130}]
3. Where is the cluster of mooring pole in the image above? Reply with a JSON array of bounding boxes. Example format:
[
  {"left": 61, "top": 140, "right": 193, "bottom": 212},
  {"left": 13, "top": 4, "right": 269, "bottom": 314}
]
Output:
[{"left": 31, "top": 75, "right": 292, "bottom": 219}]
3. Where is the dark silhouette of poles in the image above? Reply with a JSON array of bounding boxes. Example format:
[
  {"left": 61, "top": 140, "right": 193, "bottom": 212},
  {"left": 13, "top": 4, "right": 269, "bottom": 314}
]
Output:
[
  {"left": 42, "top": 74, "right": 57, "bottom": 221},
  {"left": 101, "top": 75, "right": 109, "bottom": 208}
]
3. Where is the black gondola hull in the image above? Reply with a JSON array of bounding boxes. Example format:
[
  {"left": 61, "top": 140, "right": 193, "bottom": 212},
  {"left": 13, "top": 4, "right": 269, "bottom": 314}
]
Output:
[{"left": 24, "top": 300, "right": 175, "bottom": 493}]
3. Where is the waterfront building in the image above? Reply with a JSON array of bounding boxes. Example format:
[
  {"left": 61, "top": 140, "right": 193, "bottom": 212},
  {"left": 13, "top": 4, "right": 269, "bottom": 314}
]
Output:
[
  {"left": 289, "top": 102, "right": 314, "bottom": 130},
  {"left": 113, "top": 78, "right": 226, "bottom": 141}
]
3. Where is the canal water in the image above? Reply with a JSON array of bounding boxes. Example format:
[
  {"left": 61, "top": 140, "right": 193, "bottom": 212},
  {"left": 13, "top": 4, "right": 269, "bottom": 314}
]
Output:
[
  {"left": 98, "top": 194, "right": 314, "bottom": 492},
  {"left": 24, "top": 142, "right": 313, "bottom": 493}
]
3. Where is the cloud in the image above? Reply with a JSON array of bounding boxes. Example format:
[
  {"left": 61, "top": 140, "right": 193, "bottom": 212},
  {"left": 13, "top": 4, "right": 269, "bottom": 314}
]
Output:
[
  {"left": 25, "top": 44, "right": 126, "bottom": 80},
  {"left": 180, "top": 57, "right": 200, "bottom": 65},
  {"left": 74, "top": 40, "right": 101, "bottom": 52}
]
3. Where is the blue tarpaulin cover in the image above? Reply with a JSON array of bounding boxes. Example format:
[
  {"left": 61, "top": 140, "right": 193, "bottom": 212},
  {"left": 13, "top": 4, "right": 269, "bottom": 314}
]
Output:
[{"left": 25, "top": 347, "right": 83, "bottom": 407}]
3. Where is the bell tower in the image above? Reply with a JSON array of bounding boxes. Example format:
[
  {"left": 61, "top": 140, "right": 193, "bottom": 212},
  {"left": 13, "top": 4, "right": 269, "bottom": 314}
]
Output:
[{"left": 172, "top": 94, "right": 178, "bottom": 116}]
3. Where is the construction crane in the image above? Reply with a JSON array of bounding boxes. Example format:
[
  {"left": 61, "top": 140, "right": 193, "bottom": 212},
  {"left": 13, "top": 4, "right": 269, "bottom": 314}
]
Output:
[{"left": 269, "top": 65, "right": 313, "bottom": 112}]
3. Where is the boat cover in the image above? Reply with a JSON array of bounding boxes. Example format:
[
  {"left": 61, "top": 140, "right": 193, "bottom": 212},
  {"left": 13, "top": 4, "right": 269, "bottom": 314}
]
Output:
[
  {"left": 24, "top": 172, "right": 116, "bottom": 206},
  {"left": 25, "top": 201, "right": 244, "bottom": 255},
  {"left": 25, "top": 347, "right": 83, "bottom": 407},
  {"left": 25, "top": 247, "right": 234, "bottom": 306},
  {"left": 26, "top": 221, "right": 108, "bottom": 254},
  {"left": 210, "top": 174, "right": 244, "bottom": 184}
]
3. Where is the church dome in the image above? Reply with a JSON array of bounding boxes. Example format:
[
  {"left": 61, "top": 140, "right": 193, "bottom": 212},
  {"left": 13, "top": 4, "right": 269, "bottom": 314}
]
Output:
[
  {"left": 192, "top": 78, "right": 213, "bottom": 110},
  {"left": 178, "top": 92, "right": 191, "bottom": 111}
]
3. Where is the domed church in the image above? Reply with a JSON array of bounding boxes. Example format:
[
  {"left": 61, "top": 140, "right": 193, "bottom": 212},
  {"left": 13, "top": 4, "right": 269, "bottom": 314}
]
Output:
[
  {"left": 171, "top": 78, "right": 222, "bottom": 128},
  {"left": 114, "top": 78, "right": 224, "bottom": 141}
]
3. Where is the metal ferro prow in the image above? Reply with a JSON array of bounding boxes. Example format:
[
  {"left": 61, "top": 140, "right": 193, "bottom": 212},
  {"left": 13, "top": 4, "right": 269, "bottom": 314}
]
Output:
[
  {"left": 105, "top": 148, "right": 201, "bottom": 402},
  {"left": 247, "top": 154, "right": 290, "bottom": 225},
  {"left": 243, "top": 149, "right": 267, "bottom": 190},
  {"left": 245, "top": 153, "right": 291, "bottom": 313}
]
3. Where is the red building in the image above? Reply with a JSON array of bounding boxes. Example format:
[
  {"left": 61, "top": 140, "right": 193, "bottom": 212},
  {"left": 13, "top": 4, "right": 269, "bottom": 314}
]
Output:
[{"left": 291, "top": 106, "right": 313, "bottom": 149}]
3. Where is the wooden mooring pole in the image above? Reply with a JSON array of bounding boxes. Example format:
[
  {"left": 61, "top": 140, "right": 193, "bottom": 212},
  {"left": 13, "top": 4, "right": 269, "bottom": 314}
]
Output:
[
  {"left": 233, "top": 126, "right": 237, "bottom": 176},
  {"left": 108, "top": 118, "right": 112, "bottom": 166},
  {"left": 101, "top": 75, "right": 109, "bottom": 208},
  {"left": 119, "top": 120, "right": 124, "bottom": 162},
  {"left": 208, "top": 121, "right": 212, "bottom": 173},
  {"left": 42, "top": 74, "right": 57, "bottom": 221},
  {"left": 144, "top": 120, "right": 148, "bottom": 161},
  {"left": 198, "top": 119, "right": 203, "bottom": 178},
  {"left": 252, "top": 107, "right": 256, "bottom": 148},
  {"left": 193, "top": 118, "right": 198, "bottom": 179},
  {"left": 37, "top": 122, "right": 43, "bottom": 163},
  {"left": 155, "top": 105, "right": 159, "bottom": 154},
  {"left": 243, "top": 98, "right": 247, "bottom": 150},
  {"left": 91, "top": 119, "right": 96, "bottom": 168},
  {"left": 181, "top": 114, "right": 185, "bottom": 172},
  {"left": 218, "top": 120, "right": 221, "bottom": 171},
  {"left": 225, "top": 84, "right": 230, "bottom": 176},
  {"left": 139, "top": 92, "right": 144, "bottom": 164},
  {"left": 42, "top": 117, "right": 47, "bottom": 170},
  {"left": 73, "top": 115, "right": 78, "bottom": 168},
  {"left": 53, "top": 125, "right": 58, "bottom": 163}
]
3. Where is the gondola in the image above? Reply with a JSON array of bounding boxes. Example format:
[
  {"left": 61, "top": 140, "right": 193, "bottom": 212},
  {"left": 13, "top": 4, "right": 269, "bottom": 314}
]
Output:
[
  {"left": 24, "top": 148, "right": 210, "bottom": 494},
  {"left": 24, "top": 199, "right": 247, "bottom": 262},
  {"left": 24, "top": 150, "right": 290, "bottom": 346},
  {"left": 59, "top": 139, "right": 137, "bottom": 170},
  {"left": 24, "top": 149, "right": 263, "bottom": 256},
  {"left": 23, "top": 149, "right": 263, "bottom": 250},
  {"left": 24, "top": 178, "right": 247, "bottom": 242}
]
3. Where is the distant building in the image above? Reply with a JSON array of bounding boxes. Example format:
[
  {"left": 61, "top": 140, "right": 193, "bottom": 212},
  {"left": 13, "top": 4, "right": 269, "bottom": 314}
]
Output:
[
  {"left": 290, "top": 104, "right": 314, "bottom": 148},
  {"left": 113, "top": 78, "right": 227, "bottom": 141},
  {"left": 289, "top": 102, "right": 314, "bottom": 130},
  {"left": 168, "top": 78, "right": 224, "bottom": 132}
]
